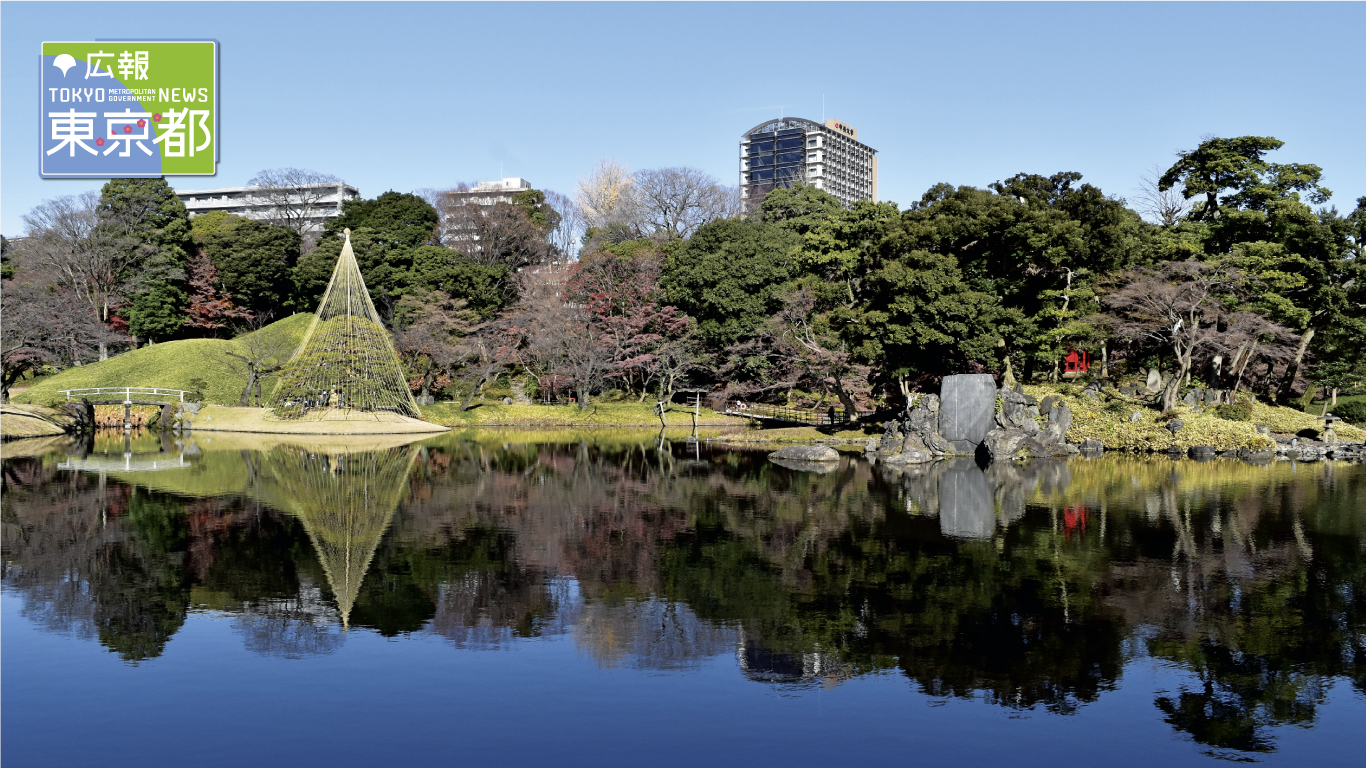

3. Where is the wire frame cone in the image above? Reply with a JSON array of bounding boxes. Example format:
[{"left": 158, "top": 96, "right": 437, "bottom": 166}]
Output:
[
  {"left": 257, "top": 445, "right": 418, "bottom": 630},
  {"left": 269, "top": 230, "right": 419, "bottom": 418}
]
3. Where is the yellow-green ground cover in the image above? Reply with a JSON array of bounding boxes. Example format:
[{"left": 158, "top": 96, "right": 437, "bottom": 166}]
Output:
[
  {"left": 1023, "top": 384, "right": 1365, "bottom": 452},
  {"left": 185, "top": 405, "right": 446, "bottom": 435},
  {"left": 0, "top": 404, "right": 69, "bottom": 439},
  {"left": 417, "top": 401, "right": 748, "bottom": 428},
  {"left": 12, "top": 314, "right": 313, "bottom": 407}
]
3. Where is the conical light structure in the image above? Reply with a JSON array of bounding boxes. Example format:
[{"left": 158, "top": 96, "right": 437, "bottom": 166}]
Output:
[{"left": 269, "top": 230, "right": 419, "bottom": 418}]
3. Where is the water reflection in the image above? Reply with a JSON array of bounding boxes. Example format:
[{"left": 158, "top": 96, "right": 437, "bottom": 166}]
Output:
[{"left": 3, "top": 433, "right": 1364, "bottom": 758}]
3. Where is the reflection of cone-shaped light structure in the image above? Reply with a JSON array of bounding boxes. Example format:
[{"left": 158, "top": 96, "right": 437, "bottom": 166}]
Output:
[
  {"left": 258, "top": 445, "right": 417, "bottom": 629},
  {"left": 269, "top": 229, "right": 419, "bottom": 418}
]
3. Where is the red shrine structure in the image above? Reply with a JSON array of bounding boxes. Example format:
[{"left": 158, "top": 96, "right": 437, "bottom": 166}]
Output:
[{"left": 1064, "top": 349, "right": 1091, "bottom": 374}]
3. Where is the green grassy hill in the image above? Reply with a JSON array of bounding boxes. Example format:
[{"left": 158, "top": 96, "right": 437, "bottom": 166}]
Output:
[{"left": 13, "top": 314, "right": 313, "bottom": 407}]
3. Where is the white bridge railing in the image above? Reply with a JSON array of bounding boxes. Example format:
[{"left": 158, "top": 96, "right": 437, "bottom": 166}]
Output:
[
  {"left": 57, "top": 455, "right": 190, "bottom": 473},
  {"left": 59, "top": 387, "right": 192, "bottom": 403}
]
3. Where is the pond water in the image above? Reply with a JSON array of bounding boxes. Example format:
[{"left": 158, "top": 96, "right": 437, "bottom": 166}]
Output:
[{"left": 3, "top": 430, "right": 1364, "bottom": 766}]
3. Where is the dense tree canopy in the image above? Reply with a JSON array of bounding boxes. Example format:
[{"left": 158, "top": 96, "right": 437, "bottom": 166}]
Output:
[{"left": 200, "top": 218, "right": 301, "bottom": 316}]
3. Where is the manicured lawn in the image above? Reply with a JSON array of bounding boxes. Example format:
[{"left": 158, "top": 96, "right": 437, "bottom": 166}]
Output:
[
  {"left": 12, "top": 314, "right": 312, "bottom": 407},
  {"left": 418, "top": 400, "right": 749, "bottom": 428}
]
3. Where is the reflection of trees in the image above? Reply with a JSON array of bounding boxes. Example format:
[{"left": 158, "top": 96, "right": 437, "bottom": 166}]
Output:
[
  {"left": 6, "top": 435, "right": 1366, "bottom": 758},
  {"left": 1081, "top": 459, "right": 1366, "bottom": 756}
]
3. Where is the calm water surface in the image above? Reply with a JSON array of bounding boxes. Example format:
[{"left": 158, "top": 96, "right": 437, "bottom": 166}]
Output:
[{"left": 3, "top": 430, "right": 1364, "bottom": 766}]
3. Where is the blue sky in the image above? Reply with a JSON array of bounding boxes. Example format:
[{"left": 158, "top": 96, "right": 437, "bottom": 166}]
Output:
[{"left": 4, "top": 2, "right": 1363, "bottom": 236}]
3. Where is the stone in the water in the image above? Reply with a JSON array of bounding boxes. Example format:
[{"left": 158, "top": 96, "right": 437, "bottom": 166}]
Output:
[
  {"left": 1188, "top": 445, "right": 1216, "bottom": 459},
  {"left": 768, "top": 445, "right": 839, "bottom": 462},
  {"left": 1081, "top": 438, "right": 1104, "bottom": 453},
  {"left": 769, "top": 457, "right": 838, "bottom": 473},
  {"left": 939, "top": 374, "right": 997, "bottom": 452},
  {"left": 1145, "top": 368, "right": 1162, "bottom": 393}
]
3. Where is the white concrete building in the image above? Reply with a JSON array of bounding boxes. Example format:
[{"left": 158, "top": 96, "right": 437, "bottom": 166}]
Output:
[
  {"left": 176, "top": 182, "right": 360, "bottom": 234},
  {"left": 441, "top": 178, "right": 533, "bottom": 207}
]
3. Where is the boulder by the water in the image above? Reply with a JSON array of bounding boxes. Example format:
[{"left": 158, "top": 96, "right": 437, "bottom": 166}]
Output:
[
  {"left": 1041, "top": 404, "right": 1072, "bottom": 445},
  {"left": 768, "top": 457, "right": 839, "bottom": 474},
  {"left": 1145, "top": 368, "right": 1162, "bottom": 393},
  {"left": 768, "top": 445, "right": 839, "bottom": 462},
  {"left": 939, "top": 374, "right": 997, "bottom": 453}
]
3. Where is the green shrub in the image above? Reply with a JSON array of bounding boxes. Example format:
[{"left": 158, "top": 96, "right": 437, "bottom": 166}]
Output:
[
  {"left": 1331, "top": 400, "right": 1366, "bottom": 426},
  {"left": 1215, "top": 402, "right": 1252, "bottom": 422}
]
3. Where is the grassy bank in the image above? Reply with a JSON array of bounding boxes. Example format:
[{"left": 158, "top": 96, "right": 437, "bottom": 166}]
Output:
[
  {"left": 418, "top": 401, "right": 748, "bottom": 428},
  {"left": 1025, "top": 384, "right": 1366, "bottom": 452},
  {"left": 12, "top": 314, "right": 312, "bottom": 407}
]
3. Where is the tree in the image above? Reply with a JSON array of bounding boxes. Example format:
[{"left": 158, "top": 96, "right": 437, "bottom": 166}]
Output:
[
  {"left": 894, "top": 173, "right": 1150, "bottom": 381},
  {"left": 836, "top": 237, "right": 1002, "bottom": 393},
  {"left": 569, "top": 244, "right": 699, "bottom": 401},
  {"left": 631, "top": 167, "right": 738, "bottom": 240},
  {"left": 21, "top": 191, "right": 123, "bottom": 358},
  {"left": 435, "top": 194, "right": 552, "bottom": 275},
  {"left": 393, "top": 289, "right": 479, "bottom": 405},
  {"left": 1158, "top": 136, "right": 1329, "bottom": 226},
  {"left": 1101, "top": 261, "right": 1294, "bottom": 409},
  {"left": 1135, "top": 165, "right": 1192, "bottom": 227},
  {"left": 200, "top": 218, "right": 300, "bottom": 315},
  {"left": 408, "top": 245, "right": 508, "bottom": 317},
  {"left": 247, "top": 168, "right": 343, "bottom": 248},
  {"left": 574, "top": 158, "right": 638, "bottom": 231},
  {"left": 95, "top": 178, "right": 194, "bottom": 342},
  {"left": 510, "top": 270, "right": 614, "bottom": 410},
  {"left": 1, "top": 270, "right": 122, "bottom": 400},
  {"left": 216, "top": 314, "right": 292, "bottom": 406},
  {"left": 660, "top": 218, "right": 802, "bottom": 350},
  {"left": 183, "top": 251, "right": 251, "bottom": 333},
  {"left": 322, "top": 190, "right": 438, "bottom": 252},
  {"left": 127, "top": 281, "right": 188, "bottom": 342},
  {"left": 1158, "top": 136, "right": 1352, "bottom": 401},
  {"left": 760, "top": 183, "right": 845, "bottom": 237},
  {"left": 300, "top": 192, "right": 439, "bottom": 308},
  {"left": 544, "top": 189, "right": 585, "bottom": 259}
]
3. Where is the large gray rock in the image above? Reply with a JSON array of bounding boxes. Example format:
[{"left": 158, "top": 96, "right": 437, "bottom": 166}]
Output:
[
  {"left": 901, "top": 394, "right": 953, "bottom": 455},
  {"left": 1041, "top": 404, "right": 1072, "bottom": 445},
  {"left": 996, "top": 388, "right": 1038, "bottom": 433},
  {"left": 982, "top": 428, "right": 1053, "bottom": 461},
  {"left": 769, "top": 445, "right": 839, "bottom": 462},
  {"left": 882, "top": 448, "right": 935, "bottom": 465},
  {"left": 1145, "top": 368, "right": 1162, "bottom": 393},
  {"left": 769, "top": 457, "right": 839, "bottom": 474},
  {"left": 939, "top": 374, "right": 997, "bottom": 452}
]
